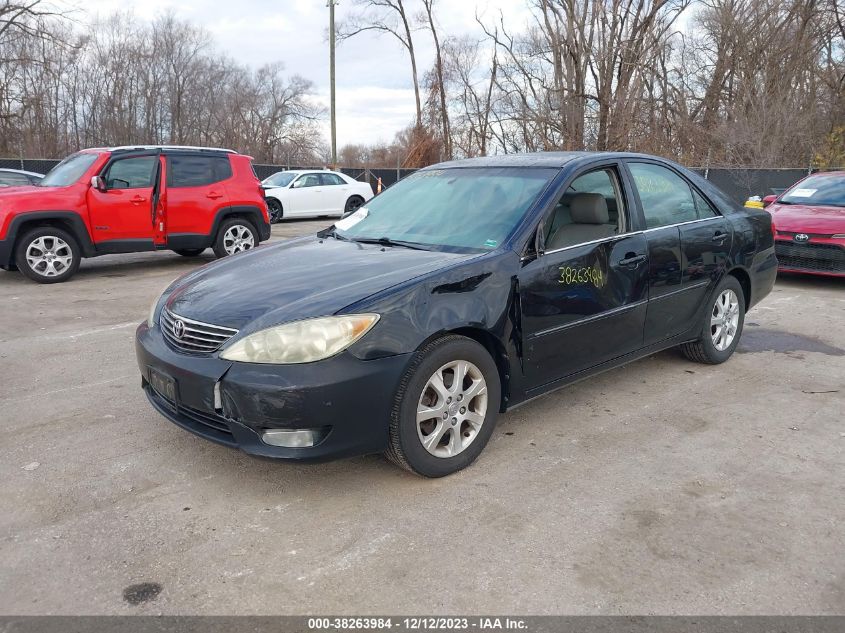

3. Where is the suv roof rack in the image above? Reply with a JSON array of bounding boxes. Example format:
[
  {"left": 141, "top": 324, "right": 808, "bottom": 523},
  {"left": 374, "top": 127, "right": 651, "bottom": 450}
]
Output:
[{"left": 108, "top": 145, "right": 237, "bottom": 154}]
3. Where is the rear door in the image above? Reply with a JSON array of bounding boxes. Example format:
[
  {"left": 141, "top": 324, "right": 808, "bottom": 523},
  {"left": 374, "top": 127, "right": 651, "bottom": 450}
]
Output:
[
  {"left": 319, "top": 172, "right": 350, "bottom": 213},
  {"left": 519, "top": 163, "right": 650, "bottom": 388},
  {"left": 626, "top": 161, "right": 731, "bottom": 345},
  {"left": 87, "top": 154, "right": 158, "bottom": 248},
  {"left": 164, "top": 154, "right": 232, "bottom": 239}
]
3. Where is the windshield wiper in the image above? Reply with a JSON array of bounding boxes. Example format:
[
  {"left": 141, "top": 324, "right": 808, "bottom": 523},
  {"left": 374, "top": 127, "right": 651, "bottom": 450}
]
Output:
[
  {"left": 351, "top": 236, "right": 432, "bottom": 251},
  {"left": 317, "top": 226, "right": 352, "bottom": 241}
]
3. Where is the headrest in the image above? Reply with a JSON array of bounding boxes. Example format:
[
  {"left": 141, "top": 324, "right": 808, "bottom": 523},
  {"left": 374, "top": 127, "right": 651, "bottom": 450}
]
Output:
[{"left": 570, "top": 193, "right": 609, "bottom": 224}]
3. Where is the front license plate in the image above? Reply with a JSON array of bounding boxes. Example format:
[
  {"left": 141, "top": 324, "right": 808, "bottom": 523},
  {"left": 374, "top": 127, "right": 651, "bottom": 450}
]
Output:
[{"left": 149, "top": 368, "right": 178, "bottom": 410}]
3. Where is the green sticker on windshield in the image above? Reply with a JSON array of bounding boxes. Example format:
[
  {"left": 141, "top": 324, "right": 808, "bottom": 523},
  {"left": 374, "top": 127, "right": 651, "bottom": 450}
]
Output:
[{"left": 484, "top": 239, "right": 498, "bottom": 248}]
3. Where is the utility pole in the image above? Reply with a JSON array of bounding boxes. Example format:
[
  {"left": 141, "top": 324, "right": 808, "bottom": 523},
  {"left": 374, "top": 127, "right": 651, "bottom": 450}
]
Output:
[{"left": 328, "top": 0, "right": 338, "bottom": 168}]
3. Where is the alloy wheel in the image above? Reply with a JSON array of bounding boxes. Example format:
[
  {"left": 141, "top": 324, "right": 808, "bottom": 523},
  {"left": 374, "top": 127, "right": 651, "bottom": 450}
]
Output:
[
  {"left": 223, "top": 225, "right": 255, "bottom": 255},
  {"left": 416, "top": 360, "right": 488, "bottom": 458},
  {"left": 25, "top": 236, "right": 74, "bottom": 278},
  {"left": 711, "top": 289, "right": 740, "bottom": 351}
]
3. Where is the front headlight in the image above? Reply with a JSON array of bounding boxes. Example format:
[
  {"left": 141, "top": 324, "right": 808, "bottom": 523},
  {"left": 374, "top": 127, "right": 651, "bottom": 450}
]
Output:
[
  {"left": 147, "top": 294, "right": 160, "bottom": 328},
  {"left": 147, "top": 278, "right": 179, "bottom": 328},
  {"left": 219, "top": 314, "right": 380, "bottom": 364}
]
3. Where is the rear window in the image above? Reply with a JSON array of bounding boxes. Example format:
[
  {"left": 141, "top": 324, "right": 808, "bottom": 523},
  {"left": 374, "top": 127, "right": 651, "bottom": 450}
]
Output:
[
  {"left": 167, "top": 155, "right": 232, "bottom": 187},
  {"left": 0, "top": 172, "right": 32, "bottom": 186}
]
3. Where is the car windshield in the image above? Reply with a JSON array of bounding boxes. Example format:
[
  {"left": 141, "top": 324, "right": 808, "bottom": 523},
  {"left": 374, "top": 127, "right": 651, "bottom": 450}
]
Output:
[
  {"left": 780, "top": 174, "right": 845, "bottom": 207},
  {"left": 39, "top": 152, "right": 99, "bottom": 187},
  {"left": 335, "top": 167, "right": 558, "bottom": 251},
  {"left": 263, "top": 172, "right": 297, "bottom": 187}
]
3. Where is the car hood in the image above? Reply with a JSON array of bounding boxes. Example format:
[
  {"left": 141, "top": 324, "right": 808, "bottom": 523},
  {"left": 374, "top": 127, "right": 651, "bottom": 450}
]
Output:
[
  {"left": 769, "top": 203, "right": 845, "bottom": 234},
  {"left": 0, "top": 185, "right": 43, "bottom": 199},
  {"left": 165, "top": 236, "right": 476, "bottom": 332}
]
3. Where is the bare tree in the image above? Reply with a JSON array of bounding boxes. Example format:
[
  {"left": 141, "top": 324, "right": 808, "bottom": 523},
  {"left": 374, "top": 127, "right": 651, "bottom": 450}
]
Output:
[{"left": 338, "top": 0, "right": 423, "bottom": 129}]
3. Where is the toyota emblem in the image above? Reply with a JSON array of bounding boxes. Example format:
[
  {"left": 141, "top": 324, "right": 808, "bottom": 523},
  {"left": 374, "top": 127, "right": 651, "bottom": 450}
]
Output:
[
  {"left": 173, "top": 319, "right": 186, "bottom": 339},
  {"left": 794, "top": 233, "right": 810, "bottom": 243}
]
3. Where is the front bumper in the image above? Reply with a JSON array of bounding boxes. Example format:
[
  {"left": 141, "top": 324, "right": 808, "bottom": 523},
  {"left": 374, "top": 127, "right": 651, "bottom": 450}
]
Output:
[{"left": 135, "top": 323, "right": 411, "bottom": 461}]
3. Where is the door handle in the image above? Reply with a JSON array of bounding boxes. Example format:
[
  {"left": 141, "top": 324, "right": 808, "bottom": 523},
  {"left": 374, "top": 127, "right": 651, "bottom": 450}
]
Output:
[
  {"left": 206, "top": 191, "right": 223, "bottom": 199},
  {"left": 712, "top": 231, "right": 728, "bottom": 242},
  {"left": 618, "top": 253, "right": 646, "bottom": 267},
  {"left": 130, "top": 195, "right": 147, "bottom": 205}
]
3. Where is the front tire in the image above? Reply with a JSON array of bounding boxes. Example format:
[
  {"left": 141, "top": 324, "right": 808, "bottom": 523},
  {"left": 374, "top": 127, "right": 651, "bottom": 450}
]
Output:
[
  {"left": 266, "top": 198, "right": 284, "bottom": 223},
  {"left": 681, "top": 275, "right": 745, "bottom": 364},
  {"left": 15, "top": 227, "right": 81, "bottom": 284},
  {"left": 212, "top": 218, "right": 257, "bottom": 258},
  {"left": 386, "top": 335, "right": 501, "bottom": 477}
]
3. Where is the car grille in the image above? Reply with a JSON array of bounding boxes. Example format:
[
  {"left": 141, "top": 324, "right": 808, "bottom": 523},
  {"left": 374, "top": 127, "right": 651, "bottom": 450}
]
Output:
[
  {"left": 775, "top": 241, "right": 845, "bottom": 273},
  {"left": 146, "top": 385, "right": 235, "bottom": 444},
  {"left": 160, "top": 308, "right": 238, "bottom": 354}
]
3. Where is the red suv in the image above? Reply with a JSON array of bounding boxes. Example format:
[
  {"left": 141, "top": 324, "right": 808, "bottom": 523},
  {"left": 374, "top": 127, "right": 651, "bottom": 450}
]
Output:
[{"left": 0, "top": 146, "right": 271, "bottom": 283}]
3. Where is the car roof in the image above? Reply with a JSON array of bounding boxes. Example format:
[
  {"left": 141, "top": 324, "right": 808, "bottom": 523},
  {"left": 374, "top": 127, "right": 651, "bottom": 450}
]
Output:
[
  {"left": 81, "top": 145, "right": 237, "bottom": 155},
  {"left": 0, "top": 168, "right": 44, "bottom": 177},
  {"left": 424, "top": 151, "right": 678, "bottom": 169}
]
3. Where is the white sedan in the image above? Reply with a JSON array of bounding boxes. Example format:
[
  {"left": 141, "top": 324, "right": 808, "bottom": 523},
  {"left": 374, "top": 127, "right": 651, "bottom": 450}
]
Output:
[{"left": 261, "top": 170, "right": 374, "bottom": 223}]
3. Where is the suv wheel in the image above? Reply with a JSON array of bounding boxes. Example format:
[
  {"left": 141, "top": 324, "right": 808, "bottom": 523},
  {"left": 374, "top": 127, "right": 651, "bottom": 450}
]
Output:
[
  {"left": 15, "top": 227, "right": 81, "bottom": 284},
  {"left": 386, "top": 335, "right": 501, "bottom": 477},
  {"left": 213, "top": 218, "right": 257, "bottom": 258},
  {"left": 266, "top": 198, "right": 284, "bottom": 223}
]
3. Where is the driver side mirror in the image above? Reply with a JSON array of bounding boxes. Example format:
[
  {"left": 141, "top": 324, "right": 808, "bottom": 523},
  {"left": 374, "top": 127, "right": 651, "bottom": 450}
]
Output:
[
  {"left": 762, "top": 194, "right": 777, "bottom": 207},
  {"left": 291, "top": 179, "right": 304, "bottom": 189},
  {"left": 90, "top": 175, "right": 107, "bottom": 192}
]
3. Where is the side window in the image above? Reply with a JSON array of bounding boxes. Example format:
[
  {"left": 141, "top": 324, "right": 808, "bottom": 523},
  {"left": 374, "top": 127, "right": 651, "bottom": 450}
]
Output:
[
  {"left": 294, "top": 174, "right": 322, "bottom": 188},
  {"left": 105, "top": 157, "right": 156, "bottom": 190},
  {"left": 168, "top": 156, "right": 230, "bottom": 188},
  {"left": 545, "top": 167, "right": 625, "bottom": 251},
  {"left": 628, "top": 162, "right": 697, "bottom": 228},
  {"left": 691, "top": 188, "right": 719, "bottom": 219},
  {"left": 320, "top": 173, "right": 344, "bottom": 186}
]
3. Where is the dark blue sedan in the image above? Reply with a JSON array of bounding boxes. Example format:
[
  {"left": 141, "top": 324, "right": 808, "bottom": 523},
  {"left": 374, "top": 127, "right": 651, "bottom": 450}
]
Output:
[{"left": 136, "top": 152, "right": 777, "bottom": 477}]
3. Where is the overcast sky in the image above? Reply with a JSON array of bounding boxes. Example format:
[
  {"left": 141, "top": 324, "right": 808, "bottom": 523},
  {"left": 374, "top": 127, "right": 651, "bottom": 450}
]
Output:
[{"left": 74, "top": 0, "right": 531, "bottom": 148}]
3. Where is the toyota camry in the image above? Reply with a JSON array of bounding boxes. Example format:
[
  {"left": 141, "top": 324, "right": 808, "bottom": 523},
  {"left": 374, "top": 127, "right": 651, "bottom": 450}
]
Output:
[{"left": 136, "top": 152, "right": 777, "bottom": 477}]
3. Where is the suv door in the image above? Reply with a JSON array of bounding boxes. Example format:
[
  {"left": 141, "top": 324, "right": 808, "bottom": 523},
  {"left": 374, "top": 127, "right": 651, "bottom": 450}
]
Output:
[
  {"left": 87, "top": 154, "right": 158, "bottom": 249},
  {"left": 164, "top": 154, "right": 232, "bottom": 239},
  {"left": 626, "top": 161, "right": 731, "bottom": 345},
  {"left": 518, "top": 164, "right": 649, "bottom": 390},
  {"left": 286, "top": 173, "right": 324, "bottom": 216}
]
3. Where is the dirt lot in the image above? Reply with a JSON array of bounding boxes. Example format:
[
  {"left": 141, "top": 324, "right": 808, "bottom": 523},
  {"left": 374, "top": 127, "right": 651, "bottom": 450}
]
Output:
[{"left": 1, "top": 219, "right": 843, "bottom": 615}]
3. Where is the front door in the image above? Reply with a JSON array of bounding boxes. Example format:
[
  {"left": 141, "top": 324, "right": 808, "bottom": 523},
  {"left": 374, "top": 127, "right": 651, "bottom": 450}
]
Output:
[
  {"left": 287, "top": 173, "right": 325, "bottom": 216},
  {"left": 87, "top": 154, "right": 158, "bottom": 248},
  {"left": 519, "top": 165, "right": 649, "bottom": 389}
]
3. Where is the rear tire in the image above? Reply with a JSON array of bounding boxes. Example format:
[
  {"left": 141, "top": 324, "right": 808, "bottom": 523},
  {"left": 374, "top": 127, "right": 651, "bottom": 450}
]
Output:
[
  {"left": 212, "top": 218, "right": 257, "bottom": 259},
  {"left": 174, "top": 248, "right": 205, "bottom": 257},
  {"left": 681, "top": 275, "right": 745, "bottom": 364},
  {"left": 15, "top": 226, "right": 81, "bottom": 284},
  {"left": 343, "top": 196, "right": 364, "bottom": 217},
  {"left": 386, "top": 335, "right": 501, "bottom": 477}
]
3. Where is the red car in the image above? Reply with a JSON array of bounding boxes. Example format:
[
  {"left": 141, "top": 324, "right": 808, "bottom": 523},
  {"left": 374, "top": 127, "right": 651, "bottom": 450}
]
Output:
[
  {"left": 764, "top": 171, "right": 845, "bottom": 277},
  {"left": 0, "top": 146, "right": 271, "bottom": 283}
]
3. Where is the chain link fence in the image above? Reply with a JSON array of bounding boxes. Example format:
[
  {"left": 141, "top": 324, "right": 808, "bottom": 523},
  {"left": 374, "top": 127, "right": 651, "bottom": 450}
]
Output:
[{"left": 2, "top": 157, "right": 814, "bottom": 205}]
